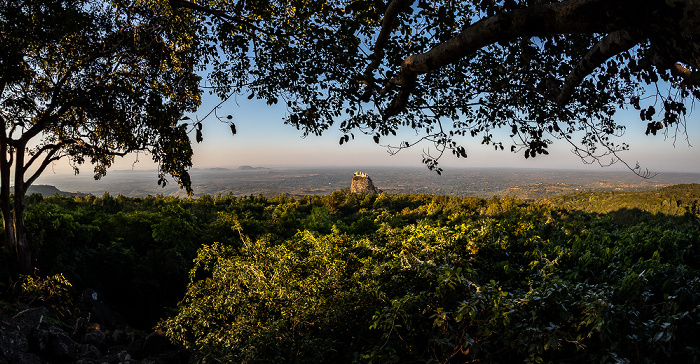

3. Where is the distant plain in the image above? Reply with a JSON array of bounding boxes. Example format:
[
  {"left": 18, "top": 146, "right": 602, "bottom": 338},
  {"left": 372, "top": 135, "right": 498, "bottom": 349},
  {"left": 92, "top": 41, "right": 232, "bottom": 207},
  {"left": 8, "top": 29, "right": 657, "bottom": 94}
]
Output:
[{"left": 33, "top": 166, "right": 700, "bottom": 200}]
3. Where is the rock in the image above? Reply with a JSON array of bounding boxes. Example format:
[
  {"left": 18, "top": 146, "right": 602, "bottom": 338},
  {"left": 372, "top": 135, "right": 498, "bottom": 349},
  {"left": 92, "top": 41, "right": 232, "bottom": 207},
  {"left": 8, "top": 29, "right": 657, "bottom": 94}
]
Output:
[
  {"left": 116, "top": 349, "right": 132, "bottom": 361},
  {"left": 73, "top": 317, "right": 89, "bottom": 339},
  {"left": 350, "top": 172, "right": 380, "bottom": 194},
  {"left": 127, "top": 330, "right": 146, "bottom": 359},
  {"left": 11, "top": 307, "right": 46, "bottom": 338},
  {"left": 0, "top": 319, "right": 28, "bottom": 362},
  {"left": 83, "top": 329, "right": 106, "bottom": 348},
  {"left": 32, "top": 324, "right": 79, "bottom": 361},
  {"left": 1, "top": 299, "right": 185, "bottom": 364},
  {"left": 106, "top": 345, "right": 128, "bottom": 355},
  {"left": 12, "top": 352, "right": 42, "bottom": 364},
  {"left": 100, "top": 347, "right": 134, "bottom": 363},
  {"left": 80, "top": 289, "right": 125, "bottom": 329},
  {"left": 77, "top": 343, "right": 101, "bottom": 360},
  {"left": 111, "top": 329, "right": 128, "bottom": 346}
]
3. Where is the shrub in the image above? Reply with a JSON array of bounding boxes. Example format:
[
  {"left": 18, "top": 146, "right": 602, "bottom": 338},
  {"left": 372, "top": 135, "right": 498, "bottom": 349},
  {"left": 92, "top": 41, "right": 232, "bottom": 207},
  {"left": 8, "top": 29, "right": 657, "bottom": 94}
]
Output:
[{"left": 164, "top": 200, "right": 700, "bottom": 363}]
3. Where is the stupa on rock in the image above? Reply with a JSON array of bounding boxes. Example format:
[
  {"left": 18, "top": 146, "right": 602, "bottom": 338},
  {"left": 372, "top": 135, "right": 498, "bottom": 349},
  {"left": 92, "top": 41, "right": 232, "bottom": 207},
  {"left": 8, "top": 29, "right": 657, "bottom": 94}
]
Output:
[{"left": 350, "top": 171, "right": 380, "bottom": 194}]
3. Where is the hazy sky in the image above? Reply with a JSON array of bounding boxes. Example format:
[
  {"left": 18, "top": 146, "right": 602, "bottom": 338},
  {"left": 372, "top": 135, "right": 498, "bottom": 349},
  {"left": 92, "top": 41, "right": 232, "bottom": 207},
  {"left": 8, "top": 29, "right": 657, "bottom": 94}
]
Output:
[
  {"left": 45, "top": 92, "right": 700, "bottom": 176},
  {"left": 191, "top": 96, "right": 700, "bottom": 172},
  {"left": 175, "top": 92, "right": 700, "bottom": 175}
]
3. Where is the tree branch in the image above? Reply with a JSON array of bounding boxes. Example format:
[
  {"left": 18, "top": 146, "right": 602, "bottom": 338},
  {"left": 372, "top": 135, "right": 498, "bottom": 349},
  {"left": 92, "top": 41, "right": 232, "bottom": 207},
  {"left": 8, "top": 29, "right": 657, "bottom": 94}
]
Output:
[
  {"left": 360, "top": 0, "right": 415, "bottom": 102},
  {"left": 169, "top": 0, "right": 264, "bottom": 33},
  {"left": 385, "top": 0, "right": 643, "bottom": 116},
  {"left": 20, "top": 97, "right": 72, "bottom": 146},
  {"left": 670, "top": 62, "right": 700, "bottom": 86},
  {"left": 25, "top": 143, "right": 61, "bottom": 172},
  {"left": 554, "top": 31, "right": 640, "bottom": 105},
  {"left": 24, "top": 148, "right": 62, "bottom": 190}
]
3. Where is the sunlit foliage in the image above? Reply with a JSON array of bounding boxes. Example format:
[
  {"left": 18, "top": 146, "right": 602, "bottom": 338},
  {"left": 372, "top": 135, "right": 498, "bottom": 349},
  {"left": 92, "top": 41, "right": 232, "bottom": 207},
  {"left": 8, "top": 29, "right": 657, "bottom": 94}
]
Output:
[
  {"left": 10, "top": 187, "right": 699, "bottom": 361},
  {"left": 155, "top": 188, "right": 699, "bottom": 363}
]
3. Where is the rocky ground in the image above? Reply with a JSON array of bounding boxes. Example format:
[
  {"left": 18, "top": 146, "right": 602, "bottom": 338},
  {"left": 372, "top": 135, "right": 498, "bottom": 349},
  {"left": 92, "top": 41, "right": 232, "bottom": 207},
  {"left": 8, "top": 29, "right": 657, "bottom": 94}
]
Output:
[{"left": 0, "top": 289, "right": 190, "bottom": 364}]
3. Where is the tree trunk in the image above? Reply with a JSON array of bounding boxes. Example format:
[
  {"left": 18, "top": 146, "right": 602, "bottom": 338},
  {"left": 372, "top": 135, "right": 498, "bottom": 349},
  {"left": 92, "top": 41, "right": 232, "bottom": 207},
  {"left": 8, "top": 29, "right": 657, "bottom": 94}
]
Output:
[
  {"left": 0, "top": 140, "right": 19, "bottom": 280},
  {"left": 12, "top": 187, "right": 31, "bottom": 276},
  {"left": 1, "top": 140, "right": 32, "bottom": 281},
  {"left": 13, "top": 143, "right": 32, "bottom": 276}
]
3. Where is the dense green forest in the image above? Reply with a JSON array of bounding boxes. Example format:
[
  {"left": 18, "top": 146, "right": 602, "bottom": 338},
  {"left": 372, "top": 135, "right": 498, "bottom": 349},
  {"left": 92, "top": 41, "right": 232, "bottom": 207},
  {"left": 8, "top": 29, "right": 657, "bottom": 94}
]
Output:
[{"left": 2, "top": 184, "right": 700, "bottom": 363}]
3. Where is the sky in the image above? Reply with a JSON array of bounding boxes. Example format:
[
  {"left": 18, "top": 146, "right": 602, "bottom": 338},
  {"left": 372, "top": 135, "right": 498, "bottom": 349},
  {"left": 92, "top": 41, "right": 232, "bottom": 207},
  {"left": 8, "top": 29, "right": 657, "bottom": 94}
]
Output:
[
  {"left": 44, "top": 90, "right": 700, "bottom": 177},
  {"left": 189, "top": 96, "right": 700, "bottom": 172}
]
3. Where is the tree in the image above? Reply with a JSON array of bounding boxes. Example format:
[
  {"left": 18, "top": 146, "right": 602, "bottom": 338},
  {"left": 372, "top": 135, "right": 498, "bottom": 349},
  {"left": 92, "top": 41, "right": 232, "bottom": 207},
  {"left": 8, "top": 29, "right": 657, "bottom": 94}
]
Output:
[
  {"left": 1, "top": 0, "right": 201, "bottom": 277},
  {"left": 173, "top": 0, "right": 699, "bottom": 173}
]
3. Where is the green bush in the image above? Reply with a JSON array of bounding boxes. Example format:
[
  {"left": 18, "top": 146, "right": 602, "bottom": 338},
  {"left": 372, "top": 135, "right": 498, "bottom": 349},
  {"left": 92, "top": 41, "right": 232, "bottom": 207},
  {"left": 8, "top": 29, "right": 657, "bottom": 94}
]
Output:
[
  {"left": 16, "top": 273, "right": 74, "bottom": 319},
  {"left": 163, "top": 233, "right": 374, "bottom": 363},
  {"left": 164, "top": 198, "right": 700, "bottom": 363},
  {"left": 12, "top": 187, "right": 700, "bottom": 361}
]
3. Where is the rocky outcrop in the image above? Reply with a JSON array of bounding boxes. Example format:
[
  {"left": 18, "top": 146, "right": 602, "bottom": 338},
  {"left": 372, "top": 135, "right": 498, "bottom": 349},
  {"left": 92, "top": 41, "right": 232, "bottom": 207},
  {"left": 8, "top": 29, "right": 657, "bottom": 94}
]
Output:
[
  {"left": 0, "top": 289, "right": 188, "bottom": 364},
  {"left": 350, "top": 172, "right": 380, "bottom": 194}
]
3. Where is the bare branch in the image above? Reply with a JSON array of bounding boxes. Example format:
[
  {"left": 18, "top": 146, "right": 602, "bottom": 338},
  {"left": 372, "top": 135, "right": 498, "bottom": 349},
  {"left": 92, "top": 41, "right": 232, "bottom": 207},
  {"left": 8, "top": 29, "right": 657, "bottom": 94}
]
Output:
[
  {"left": 386, "top": 133, "right": 441, "bottom": 156},
  {"left": 24, "top": 148, "right": 62, "bottom": 190},
  {"left": 25, "top": 143, "right": 61, "bottom": 172},
  {"left": 554, "top": 119, "right": 657, "bottom": 178},
  {"left": 411, "top": 102, "right": 483, "bottom": 110}
]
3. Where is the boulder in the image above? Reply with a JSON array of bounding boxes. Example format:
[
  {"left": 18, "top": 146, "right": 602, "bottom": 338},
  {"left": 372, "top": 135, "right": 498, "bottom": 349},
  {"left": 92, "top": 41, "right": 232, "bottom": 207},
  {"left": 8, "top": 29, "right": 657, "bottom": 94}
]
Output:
[
  {"left": 127, "top": 330, "right": 146, "bottom": 359},
  {"left": 32, "top": 323, "right": 79, "bottom": 361},
  {"left": 111, "top": 329, "right": 128, "bottom": 346},
  {"left": 83, "top": 329, "right": 106, "bottom": 348},
  {"left": 11, "top": 352, "right": 42, "bottom": 364},
  {"left": 1, "top": 299, "right": 185, "bottom": 363},
  {"left": 11, "top": 307, "right": 46, "bottom": 338},
  {"left": 80, "top": 289, "right": 126, "bottom": 329},
  {"left": 0, "top": 319, "right": 28, "bottom": 362},
  {"left": 143, "top": 329, "right": 175, "bottom": 357},
  {"left": 77, "top": 343, "right": 102, "bottom": 360}
]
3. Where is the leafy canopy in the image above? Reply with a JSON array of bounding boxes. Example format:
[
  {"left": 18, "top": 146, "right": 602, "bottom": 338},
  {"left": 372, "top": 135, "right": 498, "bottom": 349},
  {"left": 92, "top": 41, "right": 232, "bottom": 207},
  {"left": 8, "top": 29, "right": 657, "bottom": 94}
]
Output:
[
  {"left": 161, "top": 191, "right": 700, "bottom": 363},
  {"left": 170, "top": 0, "right": 699, "bottom": 173},
  {"left": 0, "top": 0, "right": 203, "bottom": 190}
]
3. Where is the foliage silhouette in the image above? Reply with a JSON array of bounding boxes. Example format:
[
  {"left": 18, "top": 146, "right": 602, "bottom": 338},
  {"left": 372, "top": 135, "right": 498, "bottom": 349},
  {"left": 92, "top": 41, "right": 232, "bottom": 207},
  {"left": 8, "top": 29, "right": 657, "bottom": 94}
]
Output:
[
  {"left": 1, "top": 0, "right": 201, "bottom": 277},
  {"left": 170, "top": 0, "right": 700, "bottom": 174}
]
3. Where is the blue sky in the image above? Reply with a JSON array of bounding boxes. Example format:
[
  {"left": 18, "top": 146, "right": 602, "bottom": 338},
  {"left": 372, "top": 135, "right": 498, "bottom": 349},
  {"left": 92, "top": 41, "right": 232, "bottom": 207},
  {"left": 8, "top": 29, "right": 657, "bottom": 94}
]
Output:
[{"left": 179, "top": 94, "right": 700, "bottom": 174}]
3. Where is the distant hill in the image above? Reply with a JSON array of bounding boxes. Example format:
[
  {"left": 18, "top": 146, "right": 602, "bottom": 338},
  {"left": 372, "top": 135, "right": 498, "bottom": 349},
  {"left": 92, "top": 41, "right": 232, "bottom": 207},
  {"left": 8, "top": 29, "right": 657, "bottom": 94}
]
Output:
[
  {"left": 237, "top": 166, "right": 270, "bottom": 171},
  {"left": 544, "top": 183, "right": 700, "bottom": 216},
  {"left": 499, "top": 180, "right": 669, "bottom": 200},
  {"left": 18, "top": 184, "right": 88, "bottom": 197},
  {"left": 205, "top": 167, "right": 230, "bottom": 172}
]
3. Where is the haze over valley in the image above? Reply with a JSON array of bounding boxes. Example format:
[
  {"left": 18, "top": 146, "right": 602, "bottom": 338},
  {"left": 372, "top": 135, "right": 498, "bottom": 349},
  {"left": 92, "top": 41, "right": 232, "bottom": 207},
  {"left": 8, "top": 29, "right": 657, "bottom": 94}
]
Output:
[{"left": 33, "top": 166, "right": 700, "bottom": 200}]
